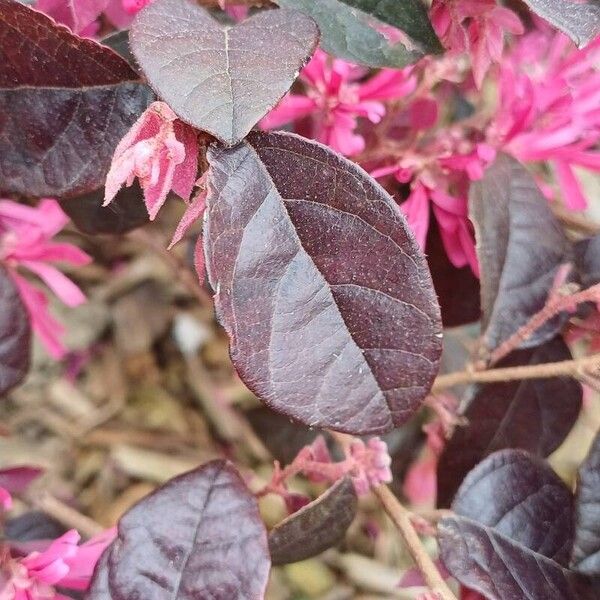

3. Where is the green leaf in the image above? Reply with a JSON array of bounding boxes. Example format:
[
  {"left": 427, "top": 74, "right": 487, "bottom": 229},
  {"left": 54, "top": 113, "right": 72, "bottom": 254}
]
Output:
[
  {"left": 276, "top": 0, "right": 423, "bottom": 68},
  {"left": 338, "top": 0, "right": 442, "bottom": 53}
]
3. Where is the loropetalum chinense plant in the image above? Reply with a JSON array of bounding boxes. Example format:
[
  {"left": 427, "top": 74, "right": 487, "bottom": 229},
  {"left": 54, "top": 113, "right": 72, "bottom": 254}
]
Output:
[{"left": 2, "top": 0, "right": 600, "bottom": 598}]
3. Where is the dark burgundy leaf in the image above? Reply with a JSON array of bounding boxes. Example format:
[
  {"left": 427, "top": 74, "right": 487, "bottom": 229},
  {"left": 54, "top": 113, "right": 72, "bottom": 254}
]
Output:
[
  {"left": 88, "top": 460, "right": 270, "bottom": 600},
  {"left": 573, "top": 431, "right": 600, "bottom": 575},
  {"left": 521, "top": 0, "right": 600, "bottom": 48},
  {"left": 101, "top": 30, "right": 137, "bottom": 68},
  {"left": 438, "top": 516, "right": 597, "bottom": 600},
  {"left": 246, "top": 406, "right": 322, "bottom": 465},
  {"left": 269, "top": 477, "right": 357, "bottom": 565},
  {"left": 0, "top": 267, "right": 31, "bottom": 396},
  {"left": 203, "top": 130, "right": 442, "bottom": 434},
  {"left": 5, "top": 511, "right": 67, "bottom": 545},
  {"left": 437, "top": 337, "right": 582, "bottom": 507},
  {"left": 130, "top": 0, "right": 319, "bottom": 146},
  {"left": 452, "top": 450, "right": 575, "bottom": 564},
  {"left": 59, "top": 182, "right": 148, "bottom": 235},
  {"left": 426, "top": 215, "right": 480, "bottom": 328},
  {"left": 0, "top": 0, "right": 153, "bottom": 198},
  {"left": 469, "top": 153, "right": 571, "bottom": 355},
  {"left": 575, "top": 234, "right": 600, "bottom": 288}
]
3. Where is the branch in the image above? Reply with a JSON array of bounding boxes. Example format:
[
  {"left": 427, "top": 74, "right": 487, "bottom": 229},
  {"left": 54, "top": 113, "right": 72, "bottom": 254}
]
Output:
[
  {"left": 488, "top": 283, "right": 600, "bottom": 366},
  {"left": 433, "top": 352, "right": 600, "bottom": 391},
  {"left": 373, "top": 484, "right": 458, "bottom": 600}
]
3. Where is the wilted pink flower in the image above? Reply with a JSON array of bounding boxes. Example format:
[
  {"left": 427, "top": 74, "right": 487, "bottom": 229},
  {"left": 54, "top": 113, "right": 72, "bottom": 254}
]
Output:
[
  {"left": 0, "top": 528, "right": 115, "bottom": 599},
  {"left": 261, "top": 49, "right": 416, "bottom": 156},
  {"left": 104, "top": 102, "right": 199, "bottom": 221},
  {"left": 0, "top": 199, "right": 91, "bottom": 359},
  {"left": 430, "top": 0, "right": 523, "bottom": 88},
  {"left": 488, "top": 29, "right": 600, "bottom": 210}
]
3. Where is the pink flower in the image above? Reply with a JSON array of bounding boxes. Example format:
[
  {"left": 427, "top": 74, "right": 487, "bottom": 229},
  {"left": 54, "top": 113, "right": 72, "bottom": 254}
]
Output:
[
  {"left": 371, "top": 140, "right": 493, "bottom": 276},
  {"left": 261, "top": 49, "right": 417, "bottom": 156},
  {"left": 0, "top": 199, "right": 92, "bottom": 359},
  {"left": 430, "top": 0, "right": 523, "bottom": 88},
  {"left": 348, "top": 438, "right": 392, "bottom": 495},
  {"left": 488, "top": 30, "right": 600, "bottom": 210},
  {"left": 104, "top": 102, "right": 199, "bottom": 221},
  {"left": 0, "top": 528, "right": 115, "bottom": 600}
]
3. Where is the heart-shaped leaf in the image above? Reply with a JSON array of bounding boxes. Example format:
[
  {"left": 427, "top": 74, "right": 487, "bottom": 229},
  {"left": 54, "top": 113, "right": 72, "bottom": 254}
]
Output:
[
  {"left": 277, "top": 0, "right": 421, "bottom": 68},
  {"left": 572, "top": 431, "right": 600, "bottom": 575},
  {"left": 88, "top": 460, "right": 270, "bottom": 600},
  {"left": 0, "top": 267, "right": 31, "bottom": 396},
  {"left": 436, "top": 337, "right": 582, "bottom": 507},
  {"left": 269, "top": 477, "right": 357, "bottom": 565},
  {"left": 438, "top": 516, "right": 597, "bottom": 600},
  {"left": 337, "top": 0, "right": 442, "bottom": 53},
  {"left": 521, "top": 0, "right": 600, "bottom": 49},
  {"left": 452, "top": 450, "right": 576, "bottom": 564},
  {"left": 130, "top": 0, "right": 319, "bottom": 146},
  {"left": 0, "top": 0, "right": 153, "bottom": 198},
  {"left": 469, "top": 154, "right": 572, "bottom": 355},
  {"left": 203, "top": 131, "right": 442, "bottom": 434},
  {"left": 60, "top": 182, "right": 148, "bottom": 235}
]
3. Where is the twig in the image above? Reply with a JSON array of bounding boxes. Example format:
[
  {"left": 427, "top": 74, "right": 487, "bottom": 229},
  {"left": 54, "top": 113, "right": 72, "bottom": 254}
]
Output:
[
  {"left": 373, "top": 485, "right": 458, "bottom": 600},
  {"left": 26, "top": 492, "right": 104, "bottom": 539},
  {"left": 433, "top": 352, "right": 600, "bottom": 391},
  {"left": 488, "top": 283, "right": 600, "bottom": 365}
]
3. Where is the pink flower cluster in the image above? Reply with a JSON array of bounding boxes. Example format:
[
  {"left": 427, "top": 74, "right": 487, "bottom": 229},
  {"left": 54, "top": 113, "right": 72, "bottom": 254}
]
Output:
[
  {"left": 487, "top": 27, "right": 600, "bottom": 210},
  {"left": 261, "top": 435, "right": 392, "bottom": 502},
  {"left": 261, "top": 49, "right": 417, "bottom": 156},
  {"left": 0, "top": 199, "right": 91, "bottom": 359},
  {"left": 0, "top": 528, "right": 115, "bottom": 599}
]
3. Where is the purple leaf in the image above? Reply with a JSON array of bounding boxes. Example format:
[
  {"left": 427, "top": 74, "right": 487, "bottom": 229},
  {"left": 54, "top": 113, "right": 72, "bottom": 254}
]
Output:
[
  {"left": 572, "top": 431, "right": 600, "bottom": 575},
  {"left": 0, "top": 267, "right": 31, "bottom": 396},
  {"left": 575, "top": 233, "right": 600, "bottom": 288},
  {"left": 0, "top": 0, "right": 153, "bottom": 198},
  {"left": 521, "top": 0, "right": 600, "bottom": 48},
  {"left": 269, "top": 477, "right": 357, "bottom": 565},
  {"left": 469, "top": 154, "right": 572, "bottom": 355},
  {"left": 426, "top": 216, "right": 480, "bottom": 328},
  {"left": 437, "top": 337, "right": 582, "bottom": 507},
  {"left": 88, "top": 460, "right": 270, "bottom": 600},
  {"left": 59, "top": 182, "right": 149, "bottom": 235},
  {"left": 438, "top": 516, "right": 597, "bottom": 600},
  {"left": 203, "top": 131, "right": 442, "bottom": 434},
  {"left": 452, "top": 450, "right": 575, "bottom": 565},
  {"left": 130, "top": 0, "right": 319, "bottom": 146}
]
